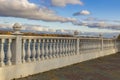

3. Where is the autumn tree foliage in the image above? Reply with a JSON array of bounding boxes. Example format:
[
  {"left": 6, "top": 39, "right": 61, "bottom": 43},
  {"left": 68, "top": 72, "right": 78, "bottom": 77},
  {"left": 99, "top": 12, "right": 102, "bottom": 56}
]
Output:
[
  {"left": 0, "top": 30, "right": 12, "bottom": 35},
  {"left": 23, "top": 32, "right": 73, "bottom": 37},
  {"left": 0, "top": 30, "right": 73, "bottom": 37}
]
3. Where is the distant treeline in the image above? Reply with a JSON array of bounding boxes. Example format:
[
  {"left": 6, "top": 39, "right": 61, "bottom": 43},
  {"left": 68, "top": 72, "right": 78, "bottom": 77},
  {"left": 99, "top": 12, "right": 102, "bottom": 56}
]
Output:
[
  {"left": 0, "top": 30, "right": 73, "bottom": 37},
  {"left": 0, "top": 30, "right": 12, "bottom": 35},
  {"left": 23, "top": 32, "right": 73, "bottom": 37}
]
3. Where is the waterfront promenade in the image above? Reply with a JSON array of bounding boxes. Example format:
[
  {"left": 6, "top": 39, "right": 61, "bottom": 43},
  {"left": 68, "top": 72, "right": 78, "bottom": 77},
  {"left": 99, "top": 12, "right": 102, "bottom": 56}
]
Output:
[{"left": 17, "top": 53, "right": 120, "bottom": 80}]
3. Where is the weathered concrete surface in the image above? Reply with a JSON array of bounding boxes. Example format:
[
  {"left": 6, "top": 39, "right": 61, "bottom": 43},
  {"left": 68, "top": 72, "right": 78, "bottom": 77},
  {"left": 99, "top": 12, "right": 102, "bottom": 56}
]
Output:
[
  {"left": 0, "top": 49, "right": 116, "bottom": 80},
  {"left": 17, "top": 53, "right": 120, "bottom": 80}
]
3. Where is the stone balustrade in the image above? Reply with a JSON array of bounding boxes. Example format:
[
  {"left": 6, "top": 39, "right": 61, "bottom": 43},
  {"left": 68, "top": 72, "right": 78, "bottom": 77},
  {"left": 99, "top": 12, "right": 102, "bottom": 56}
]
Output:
[
  {"left": 0, "top": 23, "right": 120, "bottom": 80},
  {"left": 0, "top": 35, "right": 118, "bottom": 67},
  {"left": 21, "top": 37, "right": 77, "bottom": 62},
  {"left": 0, "top": 35, "right": 15, "bottom": 67}
]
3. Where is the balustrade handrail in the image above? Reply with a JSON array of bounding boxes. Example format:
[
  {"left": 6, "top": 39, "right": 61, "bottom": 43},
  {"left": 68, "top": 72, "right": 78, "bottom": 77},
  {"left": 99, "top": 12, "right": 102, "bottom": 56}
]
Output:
[
  {"left": 22, "top": 36, "right": 77, "bottom": 39},
  {"left": 0, "top": 35, "right": 115, "bottom": 41},
  {"left": 0, "top": 35, "right": 16, "bottom": 39},
  {"left": 22, "top": 35, "right": 115, "bottom": 40}
]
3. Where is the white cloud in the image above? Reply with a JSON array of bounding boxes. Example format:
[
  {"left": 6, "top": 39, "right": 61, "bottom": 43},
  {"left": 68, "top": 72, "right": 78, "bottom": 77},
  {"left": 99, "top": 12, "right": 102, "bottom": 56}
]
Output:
[
  {"left": 0, "top": 0, "right": 76, "bottom": 23},
  {"left": 0, "top": 23, "right": 48, "bottom": 31},
  {"left": 51, "top": 0, "right": 83, "bottom": 7},
  {"left": 83, "top": 17, "right": 97, "bottom": 21},
  {"left": 0, "top": 24, "right": 12, "bottom": 29},
  {"left": 73, "top": 21, "right": 120, "bottom": 30},
  {"left": 0, "top": 23, "right": 75, "bottom": 34},
  {"left": 73, "top": 10, "right": 90, "bottom": 16},
  {"left": 24, "top": 26, "right": 48, "bottom": 32},
  {"left": 80, "top": 10, "right": 90, "bottom": 15}
]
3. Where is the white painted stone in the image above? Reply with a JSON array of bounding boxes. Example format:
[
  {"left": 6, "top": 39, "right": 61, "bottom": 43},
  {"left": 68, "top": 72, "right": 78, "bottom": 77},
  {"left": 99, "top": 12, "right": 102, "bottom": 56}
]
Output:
[
  {"left": 0, "top": 30, "right": 119, "bottom": 80},
  {"left": 0, "top": 39, "right": 5, "bottom": 67},
  {"left": 22, "top": 39, "right": 26, "bottom": 63},
  {"left": 6, "top": 39, "right": 12, "bottom": 65}
]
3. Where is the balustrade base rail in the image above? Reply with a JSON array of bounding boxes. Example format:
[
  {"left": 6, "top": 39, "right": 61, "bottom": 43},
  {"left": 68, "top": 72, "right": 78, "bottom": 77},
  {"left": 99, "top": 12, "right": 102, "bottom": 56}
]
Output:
[{"left": 0, "top": 49, "right": 117, "bottom": 80}]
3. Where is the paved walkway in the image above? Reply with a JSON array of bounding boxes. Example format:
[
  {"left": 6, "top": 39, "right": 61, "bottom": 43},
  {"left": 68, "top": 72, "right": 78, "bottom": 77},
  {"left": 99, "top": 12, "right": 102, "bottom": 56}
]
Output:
[{"left": 17, "top": 53, "right": 120, "bottom": 80}]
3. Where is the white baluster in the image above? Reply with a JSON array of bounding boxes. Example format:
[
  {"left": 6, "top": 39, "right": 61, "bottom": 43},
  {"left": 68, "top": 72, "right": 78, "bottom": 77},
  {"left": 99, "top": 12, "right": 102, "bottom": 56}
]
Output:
[
  {"left": 56, "top": 39, "right": 60, "bottom": 57},
  {"left": 95, "top": 39, "right": 97, "bottom": 49},
  {"left": 99, "top": 40, "right": 101, "bottom": 50},
  {"left": 72, "top": 40, "right": 74, "bottom": 55},
  {"left": 68, "top": 40, "right": 71, "bottom": 56},
  {"left": 0, "top": 39, "right": 5, "bottom": 66},
  {"left": 84, "top": 39, "right": 86, "bottom": 53},
  {"left": 82, "top": 40, "right": 84, "bottom": 53},
  {"left": 6, "top": 39, "right": 12, "bottom": 65},
  {"left": 109, "top": 40, "right": 110, "bottom": 48},
  {"left": 22, "top": 39, "right": 26, "bottom": 63},
  {"left": 71, "top": 40, "right": 73, "bottom": 55},
  {"left": 95, "top": 40, "right": 97, "bottom": 50},
  {"left": 49, "top": 39, "right": 53, "bottom": 58},
  {"left": 31, "top": 39, "right": 36, "bottom": 61},
  {"left": 71, "top": 39, "right": 73, "bottom": 54},
  {"left": 87, "top": 40, "right": 89, "bottom": 51},
  {"left": 98, "top": 40, "right": 100, "bottom": 51},
  {"left": 59, "top": 39, "right": 63, "bottom": 57},
  {"left": 66, "top": 40, "right": 69, "bottom": 56},
  {"left": 109, "top": 40, "right": 111, "bottom": 48},
  {"left": 70, "top": 39, "right": 72, "bottom": 55},
  {"left": 53, "top": 39, "right": 56, "bottom": 58},
  {"left": 41, "top": 39, "right": 45, "bottom": 60},
  {"left": 62, "top": 40, "right": 66, "bottom": 56},
  {"left": 79, "top": 39, "right": 82, "bottom": 54},
  {"left": 92, "top": 40, "right": 94, "bottom": 52},
  {"left": 106, "top": 40, "right": 108, "bottom": 49},
  {"left": 110, "top": 40, "right": 112, "bottom": 48},
  {"left": 45, "top": 39, "right": 49, "bottom": 59},
  {"left": 113, "top": 40, "right": 114, "bottom": 48},
  {"left": 107, "top": 40, "right": 109, "bottom": 49},
  {"left": 36, "top": 39, "right": 41, "bottom": 61},
  {"left": 48, "top": 39, "right": 51, "bottom": 59},
  {"left": 82, "top": 39, "right": 84, "bottom": 53},
  {"left": 67, "top": 40, "right": 69, "bottom": 55},
  {"left": 109, "top": 40, "right": 111, "bottom": 49},
  {"left": 65, "top": 39, "right": 68, "bottom": 56},
  {"left": 73, "top": 39, "right": 76, "bottom": 55},
  {"left": 84, "top": 40, "right": 86, "bottom": 53},
  {"left": 97, "top": 40, "right": 99, "bottom": 50},
  {"left": 81, "top": 39, "right": 84, "bottom": 53},
  {"left": 86, "top": 40, "right": 88, "bottom": 52},
  {"left": 70, "top": 39, "right": 73, "bottom": 55},
  {"left": 107, "top": 40, "right": 108, "bottom": 48},
  {"left": 58, "top": 40, "right": 60, "bottom": 57},
  {"left": 90, "top": 40, "right": 92, "bottom": 50},
  {"left": 88, "top": 39, "right": 89, "bottom": 52},
  {"left": 27, "top": 39, "right": 31, "bottom": 62},
  {"left": 79, "top": 39, "right": 81, "bottom": 54},
  {"left": 94, "top": 40, "right": 96, "bottom": 51},
  {"left": 61, "top": 39, "right": 65, "bottom": 57}
]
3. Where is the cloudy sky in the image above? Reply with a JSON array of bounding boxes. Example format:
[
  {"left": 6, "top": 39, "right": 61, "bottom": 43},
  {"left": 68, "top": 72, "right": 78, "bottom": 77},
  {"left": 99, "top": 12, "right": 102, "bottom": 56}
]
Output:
[{"left": 0, "top": 0, "right": 120, "bottom": 33}]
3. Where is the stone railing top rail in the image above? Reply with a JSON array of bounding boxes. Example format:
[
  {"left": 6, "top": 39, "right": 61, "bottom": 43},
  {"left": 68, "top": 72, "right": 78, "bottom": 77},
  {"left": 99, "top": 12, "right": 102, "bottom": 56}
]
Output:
[
  {"left": 0, "top": 35, "right": 16, "bottom": 39},
  {"left": 22, "top": 35, "right": 115, "bottom": 40},
  {"left": 0, "top": 34, "right": 115, "bottom": 41},
  {"left": 22, "top": 36, "right": 77, "bottom": 39},
  {"left": 103, "top": 37, "right": 116, "bottom": 40}
]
